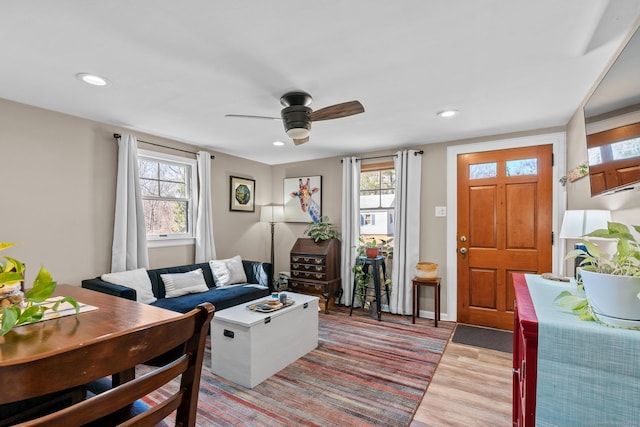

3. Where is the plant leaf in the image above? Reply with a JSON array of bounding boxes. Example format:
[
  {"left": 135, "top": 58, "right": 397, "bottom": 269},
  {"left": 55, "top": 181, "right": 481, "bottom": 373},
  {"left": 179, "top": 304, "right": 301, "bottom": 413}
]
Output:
[
  {"left": 15, "top": 305, "right": 45, "bottom": 325},
  {"left": 25, "top": 267, "right": 57, "bottom": 303},
  {"left": 0, "top": 271, "right": 24, "bottom": 285},
  {"left": 49, "top": 297, "right": 80, "bottom": 313},
  {"left": 554, "top": 291, "right": 586, "bottom": 310},
  {"left": 0, "top": 307, "right": 20, "bottom": 335},
  {"left": 0, "top": 242, "right": 16, "bottom": 252},
  {"left": 3, "top": 257, "right": 25, "bottom": 275}
]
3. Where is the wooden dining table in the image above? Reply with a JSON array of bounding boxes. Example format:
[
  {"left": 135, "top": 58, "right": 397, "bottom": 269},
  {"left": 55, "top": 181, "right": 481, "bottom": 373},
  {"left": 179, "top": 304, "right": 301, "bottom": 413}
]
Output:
[{"left": 0, "top": 284, "right": 181, "bottom": 422}]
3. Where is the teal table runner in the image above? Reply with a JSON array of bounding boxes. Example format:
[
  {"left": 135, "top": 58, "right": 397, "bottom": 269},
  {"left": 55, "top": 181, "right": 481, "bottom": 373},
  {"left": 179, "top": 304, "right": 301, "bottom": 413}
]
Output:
[{"left": 525, "top": 274, "right": 640, "bottom": 427}]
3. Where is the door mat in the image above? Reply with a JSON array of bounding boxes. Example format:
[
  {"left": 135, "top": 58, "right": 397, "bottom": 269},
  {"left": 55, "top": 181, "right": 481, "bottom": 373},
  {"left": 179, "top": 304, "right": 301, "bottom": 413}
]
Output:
[{"left": 452, "top": 324, "right": 513, "bottom": 353}]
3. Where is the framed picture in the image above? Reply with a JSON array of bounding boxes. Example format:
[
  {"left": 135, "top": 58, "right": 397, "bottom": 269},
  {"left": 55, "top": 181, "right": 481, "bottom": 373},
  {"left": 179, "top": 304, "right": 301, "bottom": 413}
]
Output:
[
  {"left": 230, "top": 176, "right": 255, "bottom": 212},
  {"left": 284, "top": 176, "right": 322, "bottom": 222}
]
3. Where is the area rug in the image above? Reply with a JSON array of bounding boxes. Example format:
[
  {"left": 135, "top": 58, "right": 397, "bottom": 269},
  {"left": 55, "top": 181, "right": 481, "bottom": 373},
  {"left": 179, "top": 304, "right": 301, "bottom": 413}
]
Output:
[
  {"left": 452, "top": 324, "right": 513, "bottom": 353},
  {"left": 139, "top": 306, "right": 453, "bottom": 426}
]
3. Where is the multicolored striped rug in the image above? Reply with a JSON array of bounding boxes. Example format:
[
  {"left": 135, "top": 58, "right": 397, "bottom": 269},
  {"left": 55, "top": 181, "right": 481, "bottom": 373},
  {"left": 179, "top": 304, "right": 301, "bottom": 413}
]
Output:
[{"left": 140, "top": 307, "right": 453, "bottom": 426}]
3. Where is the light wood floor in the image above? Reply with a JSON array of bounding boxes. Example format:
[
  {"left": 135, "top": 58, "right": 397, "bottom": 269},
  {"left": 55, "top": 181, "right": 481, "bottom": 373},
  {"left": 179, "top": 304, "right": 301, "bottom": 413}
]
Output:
[{"left": 410, "top": 334, "right": 513, "bottom": 427}]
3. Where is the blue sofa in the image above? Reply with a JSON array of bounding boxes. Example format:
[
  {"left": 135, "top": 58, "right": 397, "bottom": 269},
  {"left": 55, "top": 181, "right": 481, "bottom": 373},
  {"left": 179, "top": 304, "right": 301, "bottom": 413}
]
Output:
[{"left": 81, "top": 260, "right": 273, "bottom": 313}]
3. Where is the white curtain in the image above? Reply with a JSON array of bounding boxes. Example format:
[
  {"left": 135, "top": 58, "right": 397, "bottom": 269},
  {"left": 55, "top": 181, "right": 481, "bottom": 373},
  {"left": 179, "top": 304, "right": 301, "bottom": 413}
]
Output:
[
  {"left": 111, "top": 134, "right": 149, "bottom": 272},
  {"left": 390, "top": 150, "right": 422, "bottom": 314},
  {"left": 341, "top": 156, "right": 361, "bottom": 306},
  {"left": 195, "top": 151, "right": 216, "bottom": 262}
]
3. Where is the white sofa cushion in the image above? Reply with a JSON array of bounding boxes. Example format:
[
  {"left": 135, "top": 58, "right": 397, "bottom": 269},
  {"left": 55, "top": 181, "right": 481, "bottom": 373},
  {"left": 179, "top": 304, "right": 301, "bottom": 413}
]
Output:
[
  {"left": 209, "top": 255, "right": 247, "bottom": 287},
  {"left": 160, "top": 268, "right": 209, "bottom": 298},
  {"left": 102, "top": 268, "right": 157, "bottom": 304}
]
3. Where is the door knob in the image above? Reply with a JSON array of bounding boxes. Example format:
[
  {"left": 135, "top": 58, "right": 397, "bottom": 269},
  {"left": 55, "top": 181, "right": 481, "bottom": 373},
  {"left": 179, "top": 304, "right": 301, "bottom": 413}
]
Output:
[{"left": 459, "top": 247, "right": 467, "bottom": 254}]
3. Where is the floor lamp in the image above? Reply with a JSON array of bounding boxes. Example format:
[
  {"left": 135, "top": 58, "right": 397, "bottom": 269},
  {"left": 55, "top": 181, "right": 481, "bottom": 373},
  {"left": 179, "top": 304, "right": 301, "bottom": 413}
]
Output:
[
  {"left": 260, "top": 205, "right": 284, "bottom": 275},
  {"left": 559, "top": 209, "right": 611, "bottom": 277}
]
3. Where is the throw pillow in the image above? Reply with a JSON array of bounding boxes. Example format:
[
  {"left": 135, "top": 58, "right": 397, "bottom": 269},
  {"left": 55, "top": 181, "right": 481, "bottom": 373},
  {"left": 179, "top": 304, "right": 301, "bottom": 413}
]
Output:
[
  {"left": 209, "top": 255, "right": 247, "bottom": 287},
  {"left": 161, "top": 268, "right": 209, "bottom": 298},
  {"left": 102, "top": 268, "right": 157, "bottom": 304}
]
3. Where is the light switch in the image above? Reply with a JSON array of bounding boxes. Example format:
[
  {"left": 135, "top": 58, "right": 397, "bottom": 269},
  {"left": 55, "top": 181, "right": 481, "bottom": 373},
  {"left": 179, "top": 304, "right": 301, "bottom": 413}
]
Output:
[{"left": 435, "top": 206, "right": 447, "bottom": 217}]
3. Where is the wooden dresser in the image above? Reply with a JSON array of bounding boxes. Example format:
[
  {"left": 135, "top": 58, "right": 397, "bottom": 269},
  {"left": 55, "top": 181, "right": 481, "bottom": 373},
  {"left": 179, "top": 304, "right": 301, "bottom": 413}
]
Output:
[{"left": 289, "top": 238, "right": 341, "bottom": 313}]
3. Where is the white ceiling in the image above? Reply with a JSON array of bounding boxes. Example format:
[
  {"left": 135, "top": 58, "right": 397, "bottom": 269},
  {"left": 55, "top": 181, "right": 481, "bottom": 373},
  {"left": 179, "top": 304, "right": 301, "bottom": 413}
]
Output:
[{"left": 2, "top": 1, "right": 640, "bottom": 165}]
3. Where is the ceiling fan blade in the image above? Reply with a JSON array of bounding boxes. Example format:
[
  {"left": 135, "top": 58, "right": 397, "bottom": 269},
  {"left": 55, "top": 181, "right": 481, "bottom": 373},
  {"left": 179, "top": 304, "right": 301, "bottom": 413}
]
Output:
[
  {"left": 225, "top": 114, "right": 281, "bottom": 120},
  {"left": 293, "top": 136, "right": 309, "bottom": 145},
  {"left": 308, "top": 100, "right": 364, "bottom": 121}
]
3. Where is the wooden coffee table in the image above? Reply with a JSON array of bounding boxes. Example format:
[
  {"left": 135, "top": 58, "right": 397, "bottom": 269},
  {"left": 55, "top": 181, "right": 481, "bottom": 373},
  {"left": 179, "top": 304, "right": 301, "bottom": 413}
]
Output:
[{"left": 209, "top": 292, "right": 319, "bottom": 388}]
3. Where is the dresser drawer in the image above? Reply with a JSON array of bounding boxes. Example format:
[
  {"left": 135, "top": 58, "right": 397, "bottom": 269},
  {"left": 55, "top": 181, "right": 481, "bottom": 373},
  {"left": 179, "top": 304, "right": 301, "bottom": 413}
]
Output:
[
  {"left": 289, "top": 280, "right": 327, "bottom": 294},
  {"left": 290, "top": 263, "right": 326, "bottom": 274},
  {"left": 291, "top": 254, "right": 325, "bottom": 265},
  {"left": 291, "top": 270, "right": 326, "bottom": 280}
]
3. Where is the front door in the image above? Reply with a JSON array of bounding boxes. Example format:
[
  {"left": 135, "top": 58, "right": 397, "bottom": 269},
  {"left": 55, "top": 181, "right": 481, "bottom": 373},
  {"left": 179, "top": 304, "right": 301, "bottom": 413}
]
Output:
[{"left": 457, "top": 145, "right": 553, "bottom": 330}]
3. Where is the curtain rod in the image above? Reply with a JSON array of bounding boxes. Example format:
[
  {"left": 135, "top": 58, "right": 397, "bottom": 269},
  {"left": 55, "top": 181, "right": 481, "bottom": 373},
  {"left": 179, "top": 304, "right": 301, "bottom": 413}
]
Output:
[
  {"left": 341, "top": 150, "right": 423, "bottom": 163},
  {"left": 113, "top": 133, "right": 214, "bottom": 159}
]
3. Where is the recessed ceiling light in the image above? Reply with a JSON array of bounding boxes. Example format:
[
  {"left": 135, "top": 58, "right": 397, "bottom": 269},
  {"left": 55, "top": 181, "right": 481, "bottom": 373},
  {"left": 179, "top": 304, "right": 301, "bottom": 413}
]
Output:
[
  {"left": 437, "top": 109, "right": 459, "bottom": 118},
  {"left": 273, "top": 141, "right": 285, "bottom": 146},
  {"left": 76, "top": 73, "right": 109, "bottom": 86}
]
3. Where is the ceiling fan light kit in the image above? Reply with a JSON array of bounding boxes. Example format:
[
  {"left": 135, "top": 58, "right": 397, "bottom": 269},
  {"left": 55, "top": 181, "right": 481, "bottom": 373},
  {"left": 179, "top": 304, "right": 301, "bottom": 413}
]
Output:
[{"left": 226, "top": 91, "right": 364, "bottom": 145}]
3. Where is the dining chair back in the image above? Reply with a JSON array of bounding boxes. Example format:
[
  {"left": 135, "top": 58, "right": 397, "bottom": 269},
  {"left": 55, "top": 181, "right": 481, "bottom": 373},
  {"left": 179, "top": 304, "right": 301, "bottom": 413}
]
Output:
[{"left": 11, "top": 302, "right": 214, "bottom": 427}]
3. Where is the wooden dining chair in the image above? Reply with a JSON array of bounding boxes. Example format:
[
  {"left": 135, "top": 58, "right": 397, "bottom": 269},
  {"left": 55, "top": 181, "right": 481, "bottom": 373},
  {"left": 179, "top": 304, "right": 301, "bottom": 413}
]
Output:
[{"left": 10, "top": 302, "right": 214, "bottom": 427}]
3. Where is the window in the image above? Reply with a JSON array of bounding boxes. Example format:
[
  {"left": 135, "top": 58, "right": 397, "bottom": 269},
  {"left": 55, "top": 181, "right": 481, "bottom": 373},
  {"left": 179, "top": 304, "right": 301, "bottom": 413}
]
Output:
[
  {"left": 138, "top": 149, "right": 197, "bottom": 246},
  {"left": 360, "top": 163, "right": 395, "bottom": 245}
]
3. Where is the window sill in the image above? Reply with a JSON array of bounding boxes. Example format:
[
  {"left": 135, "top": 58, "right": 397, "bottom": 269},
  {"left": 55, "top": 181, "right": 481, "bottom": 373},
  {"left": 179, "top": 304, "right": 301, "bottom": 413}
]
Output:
[{"left": 147, "top": 238, "right": 195, "bottom": 248}]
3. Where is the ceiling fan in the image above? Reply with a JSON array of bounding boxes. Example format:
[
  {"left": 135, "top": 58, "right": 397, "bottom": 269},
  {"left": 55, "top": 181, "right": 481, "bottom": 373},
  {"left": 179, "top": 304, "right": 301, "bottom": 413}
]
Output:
[{"left": 225, "top": 91, "right": 364, "bottom": 145}]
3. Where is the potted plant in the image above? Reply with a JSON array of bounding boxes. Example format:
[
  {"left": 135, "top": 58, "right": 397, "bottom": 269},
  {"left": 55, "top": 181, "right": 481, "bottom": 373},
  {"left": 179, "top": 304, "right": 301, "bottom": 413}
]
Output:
[
  {"left": 352, "top": 237, "right": 393, "bottom": 311},
  {"left": 352, "top": 263, "right": 373, "bottom": 309},
  {"left": 0, "top": 242, "right": 79, "bottom": 335},
  {"left": 356, "top": 236, "right": 391, "bottom": 258},
  {"left": 556, "top": 222, "right": 640, "bottom": 327},
  {"left": 304, "top": 216, "right": 341, "bottom": 242}
]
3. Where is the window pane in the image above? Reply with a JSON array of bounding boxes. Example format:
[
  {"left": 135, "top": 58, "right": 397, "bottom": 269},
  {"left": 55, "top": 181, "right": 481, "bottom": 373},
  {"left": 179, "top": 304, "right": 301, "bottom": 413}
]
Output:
[
  {"left": 160, "top": 181, "right": 186, "bottom": 198},
  {"left": 140, "top": 178, "right": 159, "bottom": 197},
  {"left": 360, "top": 209, "right": 394, "bottom": 236},
  {"left": 138, "top": 160, "right": 158, "bottom": 179},
  {"left": 588, "top": 147, "right": 603, "bottom": 166},
  {"left": 380, "top": 169, "right": 396, "bottom": 189},
  {"left": 380, "top": 190, "right": 395, "bottom": 208},
  {"left": 611, "top": 137, "right": 640, "bottom": 160},
  {"left": 506, "top": 158, "right": 538, "bottom": 176},
  {"left": 360, "top": 171, "right": 380, "bottom": 190},
  {"left": 159, "top": 163, "right": 186, "bottom": 182},
  {"left": 143, "top": 200, "right": 188, "bottom": 234},
  {"left": 360, "top": 193, "right": 380, "bottom": 209},
  {"left": 469, "top": 162, "right": 497, "bottom": 179}
]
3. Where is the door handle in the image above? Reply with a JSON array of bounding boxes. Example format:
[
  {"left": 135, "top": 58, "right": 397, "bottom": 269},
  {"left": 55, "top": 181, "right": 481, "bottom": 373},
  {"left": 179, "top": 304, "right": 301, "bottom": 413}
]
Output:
[{"left": 459, "top": 247, "right": 467, "bottom": 254}]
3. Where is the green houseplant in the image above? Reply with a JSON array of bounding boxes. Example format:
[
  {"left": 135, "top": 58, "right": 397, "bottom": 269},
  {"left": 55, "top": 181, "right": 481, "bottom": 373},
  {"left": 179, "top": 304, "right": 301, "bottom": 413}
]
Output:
[
  {"left": 555, "top": 222, "right": 640, "bottom": 327},
  {"left": 352, "top": 237, "right": 393, "bottom": 309},
  {"left": 0, "top": 242, "right": 79, "bottom": 336},
  {"left": 304, "top": 216, "right": 341, "bottom": 242}
]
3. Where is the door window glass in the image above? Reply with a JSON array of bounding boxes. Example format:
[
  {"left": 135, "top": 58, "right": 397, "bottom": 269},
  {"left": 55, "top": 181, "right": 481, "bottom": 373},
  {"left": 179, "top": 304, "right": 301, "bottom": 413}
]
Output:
[
  {"left": 506, "top": 158, "right": 538, "bottom": 176},
  {"left": 469, "top": 162, "right": 497, "bottom": 179}
]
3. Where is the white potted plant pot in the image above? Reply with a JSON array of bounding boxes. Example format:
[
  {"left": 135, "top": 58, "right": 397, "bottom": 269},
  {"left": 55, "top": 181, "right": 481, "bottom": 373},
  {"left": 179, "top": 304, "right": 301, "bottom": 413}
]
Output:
[{"left": 580, "top": 269, "right": 640, "bottom": 328}]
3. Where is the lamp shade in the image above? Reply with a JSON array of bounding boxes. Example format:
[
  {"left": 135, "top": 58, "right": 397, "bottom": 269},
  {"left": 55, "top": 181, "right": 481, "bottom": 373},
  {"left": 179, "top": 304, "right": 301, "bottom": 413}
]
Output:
[
  {"left": 260, "top": 205, "right": 284, "bottom": 223},
  {"left": 559, "top": 210, "right": 611, "bottom": 239}
]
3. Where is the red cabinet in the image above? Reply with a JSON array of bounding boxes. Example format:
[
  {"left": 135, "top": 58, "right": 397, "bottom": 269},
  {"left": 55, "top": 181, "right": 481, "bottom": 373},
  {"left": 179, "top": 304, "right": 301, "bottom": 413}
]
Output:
[{"left": 512, "top": 273, "right": 538, "bottom": 427}]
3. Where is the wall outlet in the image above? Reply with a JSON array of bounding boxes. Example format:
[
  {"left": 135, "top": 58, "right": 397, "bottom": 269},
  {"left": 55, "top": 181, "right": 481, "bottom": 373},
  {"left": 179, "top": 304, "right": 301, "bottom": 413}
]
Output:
[{"left": 435, "top": 206, "right": 447, "bottom": 217}]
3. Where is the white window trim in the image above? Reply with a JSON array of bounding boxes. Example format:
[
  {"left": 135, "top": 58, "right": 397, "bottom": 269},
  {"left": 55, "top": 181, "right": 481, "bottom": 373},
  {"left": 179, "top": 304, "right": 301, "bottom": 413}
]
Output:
[{"left": 138, "top": 149, "right": 198, "bottom": 247}]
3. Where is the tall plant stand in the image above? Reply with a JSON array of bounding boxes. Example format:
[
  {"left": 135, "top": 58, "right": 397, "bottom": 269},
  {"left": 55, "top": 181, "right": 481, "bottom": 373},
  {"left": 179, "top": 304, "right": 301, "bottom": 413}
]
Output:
[{"left": 350, "top": 256, "right": 389, "bottom": 321}]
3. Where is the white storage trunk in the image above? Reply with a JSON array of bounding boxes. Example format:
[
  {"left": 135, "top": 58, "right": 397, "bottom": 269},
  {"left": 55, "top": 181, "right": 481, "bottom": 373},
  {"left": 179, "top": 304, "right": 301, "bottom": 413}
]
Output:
[{"left": 210, "top": 293, "right": 319, "bottom": 388}]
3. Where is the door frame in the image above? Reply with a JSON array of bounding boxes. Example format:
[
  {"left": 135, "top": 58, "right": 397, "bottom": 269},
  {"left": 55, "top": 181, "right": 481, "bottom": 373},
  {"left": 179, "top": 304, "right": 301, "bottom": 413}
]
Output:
[{"left": 445, "top": 132, "right": 567, "bottom": 322}]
